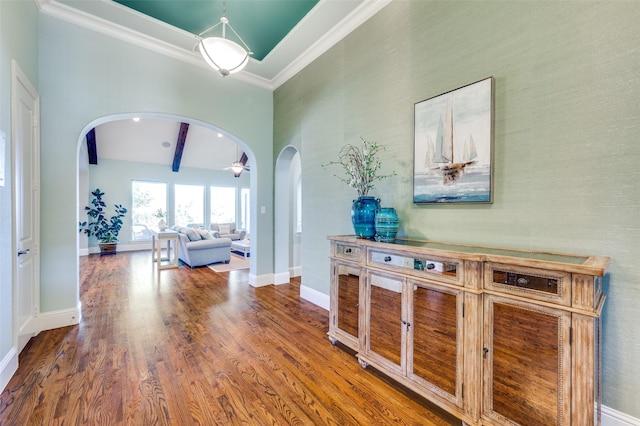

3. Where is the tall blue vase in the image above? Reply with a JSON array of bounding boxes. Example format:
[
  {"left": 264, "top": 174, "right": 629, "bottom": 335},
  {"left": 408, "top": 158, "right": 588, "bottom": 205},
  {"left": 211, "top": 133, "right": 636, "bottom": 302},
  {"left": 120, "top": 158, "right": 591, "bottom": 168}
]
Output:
[
  {"left": 351, "top": 196, "right": 380, "bottom": 239},
  {"left": 375, "top": 207, "right": 399, "bottom": 242}
]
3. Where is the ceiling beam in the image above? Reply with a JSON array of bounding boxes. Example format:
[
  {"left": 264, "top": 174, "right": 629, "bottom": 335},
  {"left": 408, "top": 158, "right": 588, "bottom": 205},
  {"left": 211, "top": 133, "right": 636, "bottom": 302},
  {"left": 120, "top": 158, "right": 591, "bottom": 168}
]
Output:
[
  {"left": 86, "top": 128, "right": 98, "bottom": 165},
  {"left": 172, "top": 122, "right": 189, "bottom": 172}
]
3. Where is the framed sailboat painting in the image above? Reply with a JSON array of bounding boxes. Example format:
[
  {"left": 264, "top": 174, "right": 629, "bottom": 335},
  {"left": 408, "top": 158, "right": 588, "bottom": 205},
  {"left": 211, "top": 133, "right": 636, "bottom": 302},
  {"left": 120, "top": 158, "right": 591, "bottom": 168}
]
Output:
[{"left": 413, "top": 77, "right": 494, "bottom": 203}]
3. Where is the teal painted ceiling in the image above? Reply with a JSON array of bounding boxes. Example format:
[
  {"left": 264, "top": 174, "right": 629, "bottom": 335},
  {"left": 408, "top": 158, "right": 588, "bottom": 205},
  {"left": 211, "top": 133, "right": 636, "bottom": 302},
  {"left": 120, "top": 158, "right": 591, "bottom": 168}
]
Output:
[{"left": 113, "top": 0, "right": 320, "bottom": 61}]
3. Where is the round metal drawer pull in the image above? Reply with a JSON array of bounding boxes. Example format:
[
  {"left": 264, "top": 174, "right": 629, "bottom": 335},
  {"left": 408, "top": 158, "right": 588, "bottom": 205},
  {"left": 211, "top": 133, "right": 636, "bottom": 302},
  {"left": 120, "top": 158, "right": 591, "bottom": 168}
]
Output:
[
  {"left": 426, "top": 263, "right": 435, "bottom": 270},
  {"left": 384, "top": 256, "right": 392, "bottom": 262},
  {"left": 516, "top": 277, "right": 529, "bottom": 286}
]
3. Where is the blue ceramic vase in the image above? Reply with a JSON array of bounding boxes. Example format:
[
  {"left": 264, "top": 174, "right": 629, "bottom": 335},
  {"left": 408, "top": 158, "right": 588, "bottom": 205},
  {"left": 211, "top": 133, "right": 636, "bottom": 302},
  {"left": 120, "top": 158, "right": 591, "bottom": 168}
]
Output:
[
  {"left": 375, "top": 207, "right": 399, "bottom": 242},
  {"left": 351, "top": 196, "right": 380, "bottom": 239}
]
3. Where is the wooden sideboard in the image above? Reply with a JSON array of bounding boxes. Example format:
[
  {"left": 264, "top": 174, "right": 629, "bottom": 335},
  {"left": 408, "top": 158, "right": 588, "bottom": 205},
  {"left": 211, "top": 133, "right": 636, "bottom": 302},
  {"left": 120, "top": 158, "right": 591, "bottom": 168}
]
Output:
[{"left": 327, "top": 235, "right": 609, "bottom": 426}]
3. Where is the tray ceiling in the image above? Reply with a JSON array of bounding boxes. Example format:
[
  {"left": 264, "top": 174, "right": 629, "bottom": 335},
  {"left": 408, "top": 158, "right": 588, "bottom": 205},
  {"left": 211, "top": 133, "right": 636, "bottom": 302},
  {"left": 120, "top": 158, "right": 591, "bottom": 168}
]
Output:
[{"left": 41, "top": 0, "right": 390, "bottom": 89}]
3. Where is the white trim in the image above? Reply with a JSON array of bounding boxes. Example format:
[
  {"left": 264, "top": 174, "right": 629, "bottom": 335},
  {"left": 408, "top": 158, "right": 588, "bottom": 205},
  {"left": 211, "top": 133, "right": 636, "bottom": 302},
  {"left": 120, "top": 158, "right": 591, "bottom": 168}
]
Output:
[
  {"left": 34, "top": 0, "right": 390, "bottom": 90},
  {"left": 36, "top": 0, "right": 272, "bottom": 90},
  {"left": 38, "top": 303, "right": 81, "bottom": 332},
  {"left": 249, "top": 272, "right": 273, "bottom": 288},
  {"left": 272, "top": 0, "right": 391, "bottom": 89},
  {"left": 80, "top": 243, "right": 150, "bottom": 255},
  {"left": 274, "top": 271, "right": 291, "bottom": 285},
  {"left": 11, "top": 60, "right": 41, "bottom": 353},
  {"left": 602, "top": 405, "right": 640, "bottom": 426},
  {"left": 300, "top": 285, "right": 329, "bottom": 311},
  {"left": 0, "top": 348, "right": 18, "bottom": 393},
  {"left": 289, "top": 265, "right": 302, "bottom": 278}
]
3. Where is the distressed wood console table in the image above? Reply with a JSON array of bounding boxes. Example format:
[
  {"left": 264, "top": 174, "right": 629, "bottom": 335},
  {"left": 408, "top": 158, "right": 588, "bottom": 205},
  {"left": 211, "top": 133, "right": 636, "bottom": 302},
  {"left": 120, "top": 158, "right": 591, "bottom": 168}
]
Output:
[{"left": 328, "top": 235, "right": 609, "bottom": 426}]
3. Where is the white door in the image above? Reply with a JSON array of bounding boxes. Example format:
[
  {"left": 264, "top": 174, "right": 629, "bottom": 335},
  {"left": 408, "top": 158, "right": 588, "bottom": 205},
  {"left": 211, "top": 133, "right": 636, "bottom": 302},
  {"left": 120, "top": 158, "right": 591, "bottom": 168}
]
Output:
[{"left": 12, "top": 60, "right": 40, "bottom": 353}]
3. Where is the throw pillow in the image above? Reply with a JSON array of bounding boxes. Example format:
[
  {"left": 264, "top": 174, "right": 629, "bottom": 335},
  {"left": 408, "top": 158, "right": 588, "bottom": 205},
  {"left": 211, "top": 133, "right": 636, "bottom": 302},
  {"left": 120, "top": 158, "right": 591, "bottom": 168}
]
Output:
[
  {"left": 182, "top": 227, "right": 201, "bottom": 241},
  {"left": 198, "top": 229, "right": 213, "bottom": 240},
  {"left": 218, "top": 224, "right": 231, "bottom": 235}
]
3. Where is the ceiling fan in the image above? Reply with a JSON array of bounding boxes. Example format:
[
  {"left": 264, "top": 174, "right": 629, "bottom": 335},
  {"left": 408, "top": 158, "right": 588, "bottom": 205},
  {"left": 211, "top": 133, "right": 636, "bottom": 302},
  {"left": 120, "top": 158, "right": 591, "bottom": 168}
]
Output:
[{"left": 225, "top": 151, "right": 250, "bottom": 177}]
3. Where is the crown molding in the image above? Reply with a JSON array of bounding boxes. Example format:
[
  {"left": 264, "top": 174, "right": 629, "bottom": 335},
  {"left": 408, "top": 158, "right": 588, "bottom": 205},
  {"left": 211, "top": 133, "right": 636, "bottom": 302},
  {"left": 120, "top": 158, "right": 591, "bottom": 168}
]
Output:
[
  {"left": 271, "top": 0, "right": 392, "bottom": 89},
  {"left": 34, "top": 0, "right": 391, "bottom": 91},
  {"left": 35, "top": 0, "right": 273, "bottom": 90}
]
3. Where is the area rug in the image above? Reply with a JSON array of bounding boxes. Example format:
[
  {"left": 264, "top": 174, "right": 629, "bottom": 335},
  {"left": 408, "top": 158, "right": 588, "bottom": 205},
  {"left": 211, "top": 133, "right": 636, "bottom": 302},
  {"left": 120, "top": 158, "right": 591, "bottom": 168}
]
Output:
[{"left": 207, "top": 254, "right": 249, "bottom": 273}]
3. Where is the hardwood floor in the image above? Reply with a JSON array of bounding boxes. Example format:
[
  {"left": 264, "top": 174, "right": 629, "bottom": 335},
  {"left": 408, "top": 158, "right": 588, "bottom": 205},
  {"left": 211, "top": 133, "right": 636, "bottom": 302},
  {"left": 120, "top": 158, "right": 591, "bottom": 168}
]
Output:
[{"left": 0, "top": 251, "right": 458, "bottom": 425}]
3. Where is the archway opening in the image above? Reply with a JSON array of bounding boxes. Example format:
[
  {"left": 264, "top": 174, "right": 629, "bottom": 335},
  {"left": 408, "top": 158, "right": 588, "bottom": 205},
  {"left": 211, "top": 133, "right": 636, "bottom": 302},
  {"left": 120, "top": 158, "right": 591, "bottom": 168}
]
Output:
[
  {"left": 274, "top": 146, "right": 301, "bottom": 284},
  {"left": 76, "top": 112, "right": 258, "bottom": 277}
]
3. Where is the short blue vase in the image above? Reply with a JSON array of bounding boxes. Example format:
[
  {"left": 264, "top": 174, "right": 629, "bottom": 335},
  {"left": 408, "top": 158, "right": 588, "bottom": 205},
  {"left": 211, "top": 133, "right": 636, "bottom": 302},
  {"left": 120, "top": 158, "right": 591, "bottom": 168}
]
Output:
[
  {"left": 375, "top": 207, "right": 399, "bottom": 242},
  {"left": 351, "top": 196, "right": 380, "bottom": 239}
]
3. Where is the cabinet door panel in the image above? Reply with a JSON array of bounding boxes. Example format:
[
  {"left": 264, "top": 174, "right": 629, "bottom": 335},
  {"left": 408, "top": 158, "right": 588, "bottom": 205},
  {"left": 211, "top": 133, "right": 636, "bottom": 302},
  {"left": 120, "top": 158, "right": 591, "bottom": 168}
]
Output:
[
  {"left": 411, "top": 284, "right": 459, "bottom": 398},
  {"left": 484, "top": 296, "right": 571, "bottom": 426},
  {"left": 336, "top": 263, "right": 360, "bottom": 338},
  {"left": 368, "top": 273, "right": 403, "bottom": 367}
]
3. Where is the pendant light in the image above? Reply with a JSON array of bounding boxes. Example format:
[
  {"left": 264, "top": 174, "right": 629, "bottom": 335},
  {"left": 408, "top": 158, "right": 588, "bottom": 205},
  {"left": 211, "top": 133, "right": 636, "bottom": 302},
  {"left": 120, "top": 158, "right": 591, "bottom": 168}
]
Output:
[{"left": 197, "top": 0, "right": 252, "bottom": 77}]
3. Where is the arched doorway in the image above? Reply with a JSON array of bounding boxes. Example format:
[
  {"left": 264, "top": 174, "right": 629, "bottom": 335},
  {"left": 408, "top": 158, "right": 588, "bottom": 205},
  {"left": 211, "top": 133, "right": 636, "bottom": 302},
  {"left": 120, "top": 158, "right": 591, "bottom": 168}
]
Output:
[
  {"left": 76, "top": 112, "right": 258, "bottom": 277},
  {"left": 274, "top": 146, "right": 301, "bottom": 284}
]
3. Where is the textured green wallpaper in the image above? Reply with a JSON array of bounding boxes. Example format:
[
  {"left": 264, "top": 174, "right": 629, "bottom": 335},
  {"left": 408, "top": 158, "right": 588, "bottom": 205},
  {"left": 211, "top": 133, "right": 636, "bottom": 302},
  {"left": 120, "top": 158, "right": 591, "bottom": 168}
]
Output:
[{"left": 274, "top": 1, "right": 640, "bottom": 417}]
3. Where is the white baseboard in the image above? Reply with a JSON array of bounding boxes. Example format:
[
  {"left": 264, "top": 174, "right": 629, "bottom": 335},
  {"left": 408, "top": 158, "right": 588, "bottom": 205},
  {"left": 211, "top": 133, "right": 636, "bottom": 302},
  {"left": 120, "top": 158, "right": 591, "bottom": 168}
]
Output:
[
  {"left": 0, "top": 347, "right": 18, "bottom": 393},
  {"left": 289, "top": 265, "right": 302, "bottom": 278},
  {"left": 249, "top": 272, "right": 273, "bottom": 288},
  {"left": 80, "top": 243, "right": 149, "bottom": 256},
  {"left": 38, "top": 303, "right": 82, "bottom": 332},
  {"left": 300, "top": 285, "right": 329, "bottom": 311},
  {"left": 603, "top": 405, "right": 640, "bottom": 426},
  {"left": 274, "top": 271, "right": 290, "bottom": 285}
]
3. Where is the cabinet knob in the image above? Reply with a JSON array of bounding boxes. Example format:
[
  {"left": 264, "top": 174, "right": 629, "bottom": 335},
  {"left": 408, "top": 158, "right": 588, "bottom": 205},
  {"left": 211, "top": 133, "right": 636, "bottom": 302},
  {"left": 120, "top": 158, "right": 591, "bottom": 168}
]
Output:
[
  {"left": 345, "top": 248, "right": 352, "bottom": 253},
  {"left": 426, "top": 263, "right": 435, "bottom": 270},
  {"left": 483, "top": 347, "right": 489, "bottom": 359},
  {"left": 384, "top": 256, "right": 392, "bottom": 262}
]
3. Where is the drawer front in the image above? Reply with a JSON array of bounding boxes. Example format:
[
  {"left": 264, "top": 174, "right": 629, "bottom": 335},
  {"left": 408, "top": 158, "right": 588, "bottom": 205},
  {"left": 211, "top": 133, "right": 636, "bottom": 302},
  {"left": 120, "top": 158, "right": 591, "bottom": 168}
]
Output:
[
  {"left": 484, "top": 262, "right": 571, "bottom": 306},
  {"left": 369, "top": 250, "right": 462, "bottom": 286},
  {"left": 335, "top": 243, "right": 362, "bottom": 261}
]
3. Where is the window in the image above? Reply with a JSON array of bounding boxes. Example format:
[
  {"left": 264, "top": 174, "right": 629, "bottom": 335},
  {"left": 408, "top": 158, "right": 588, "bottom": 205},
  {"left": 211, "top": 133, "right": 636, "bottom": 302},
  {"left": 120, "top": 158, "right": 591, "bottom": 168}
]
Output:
[
  {"left": 210, "top": 186, "right": 236, "bottom": 225},
  {"left": 131, "top": 181, "right": 167, "bottom": 241},
  {"left": 175, "top": 184, "right": 204, "bottom": 227}
]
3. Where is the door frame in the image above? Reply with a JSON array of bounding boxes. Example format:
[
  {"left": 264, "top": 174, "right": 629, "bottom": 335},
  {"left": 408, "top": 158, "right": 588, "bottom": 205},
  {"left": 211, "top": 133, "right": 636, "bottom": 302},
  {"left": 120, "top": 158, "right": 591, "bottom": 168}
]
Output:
[{"left": 11, "top": 60, "right": 41, "bottom": 350}]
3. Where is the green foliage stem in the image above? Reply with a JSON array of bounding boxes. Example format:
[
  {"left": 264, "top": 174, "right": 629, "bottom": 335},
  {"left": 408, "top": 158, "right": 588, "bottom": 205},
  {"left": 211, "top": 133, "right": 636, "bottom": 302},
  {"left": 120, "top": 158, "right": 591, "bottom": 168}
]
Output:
[{"left": 322, "top": 137, "right": 396, "bottom": 197}]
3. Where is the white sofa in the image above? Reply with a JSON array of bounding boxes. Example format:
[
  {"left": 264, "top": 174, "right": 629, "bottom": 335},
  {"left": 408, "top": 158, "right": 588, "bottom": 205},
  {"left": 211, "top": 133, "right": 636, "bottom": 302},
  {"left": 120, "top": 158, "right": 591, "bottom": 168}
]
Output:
[
  {"left": 170, "top": 226, "right": 232, "bottom": 268},
  {"left": 210, "top": 223, "right": 246, "bottom": 241}
]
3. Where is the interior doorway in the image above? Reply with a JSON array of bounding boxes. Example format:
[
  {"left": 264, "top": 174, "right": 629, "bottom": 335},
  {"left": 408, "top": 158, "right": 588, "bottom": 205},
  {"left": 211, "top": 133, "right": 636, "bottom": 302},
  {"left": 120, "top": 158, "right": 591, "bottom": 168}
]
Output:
[
  {"left": 76, "top": 113, "right": 257, "bottom": 276},
  {"left": 274, "top": 146, "right": 301, "bottom": 284},
  {"left": 11, "top": 60, "right": 41, "bottom": 353}
]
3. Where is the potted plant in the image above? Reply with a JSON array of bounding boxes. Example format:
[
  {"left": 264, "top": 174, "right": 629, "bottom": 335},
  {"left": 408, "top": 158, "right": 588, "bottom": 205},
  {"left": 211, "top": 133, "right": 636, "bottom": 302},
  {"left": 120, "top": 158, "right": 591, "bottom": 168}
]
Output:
[
  {"left": 79, "top": 188, "right": 128, "bottom": 254},
  {"left": 323, "top": 137, "right": 395, "bottom": 238}
]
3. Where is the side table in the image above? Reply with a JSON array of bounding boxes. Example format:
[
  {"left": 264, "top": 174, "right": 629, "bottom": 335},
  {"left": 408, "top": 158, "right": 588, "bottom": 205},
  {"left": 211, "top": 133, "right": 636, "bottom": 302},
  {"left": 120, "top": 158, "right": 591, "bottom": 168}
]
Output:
[{"left": 151, "top": 229, "right": 179, "bottom": 271}]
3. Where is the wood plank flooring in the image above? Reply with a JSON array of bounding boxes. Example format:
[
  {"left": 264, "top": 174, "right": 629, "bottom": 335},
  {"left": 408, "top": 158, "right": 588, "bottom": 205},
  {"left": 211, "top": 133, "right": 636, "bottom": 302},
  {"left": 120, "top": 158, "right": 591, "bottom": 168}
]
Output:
[{"left": 0, "top": 251, "right": 458, "bottom": 425}]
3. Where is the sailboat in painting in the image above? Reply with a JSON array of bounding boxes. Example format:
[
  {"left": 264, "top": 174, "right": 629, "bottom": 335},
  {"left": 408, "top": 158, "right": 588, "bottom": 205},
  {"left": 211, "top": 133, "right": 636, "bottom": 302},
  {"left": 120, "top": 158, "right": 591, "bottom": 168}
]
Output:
[
  {"left": 432, "top": 101, "right": 477, "bottom": 183},
  {"left": 413, "top": 76, "right": 493, "bottom": 204}
]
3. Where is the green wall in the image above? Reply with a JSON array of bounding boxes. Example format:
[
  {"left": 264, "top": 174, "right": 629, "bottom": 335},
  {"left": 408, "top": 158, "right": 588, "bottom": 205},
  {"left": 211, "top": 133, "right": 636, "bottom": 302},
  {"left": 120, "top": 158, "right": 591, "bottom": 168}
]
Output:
[
  {"left": 37, "top": 16, "right": 273, "bottom": 308},
  {"left": 274, "top": 1, "right": 640, "bottom": 417}
]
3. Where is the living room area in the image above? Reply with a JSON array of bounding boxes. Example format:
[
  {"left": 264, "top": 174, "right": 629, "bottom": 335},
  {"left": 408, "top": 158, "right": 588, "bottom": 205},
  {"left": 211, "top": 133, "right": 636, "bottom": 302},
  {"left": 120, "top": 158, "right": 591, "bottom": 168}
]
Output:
[{"left": 78, "top": 117, "right": 301, "bottom": 277}]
